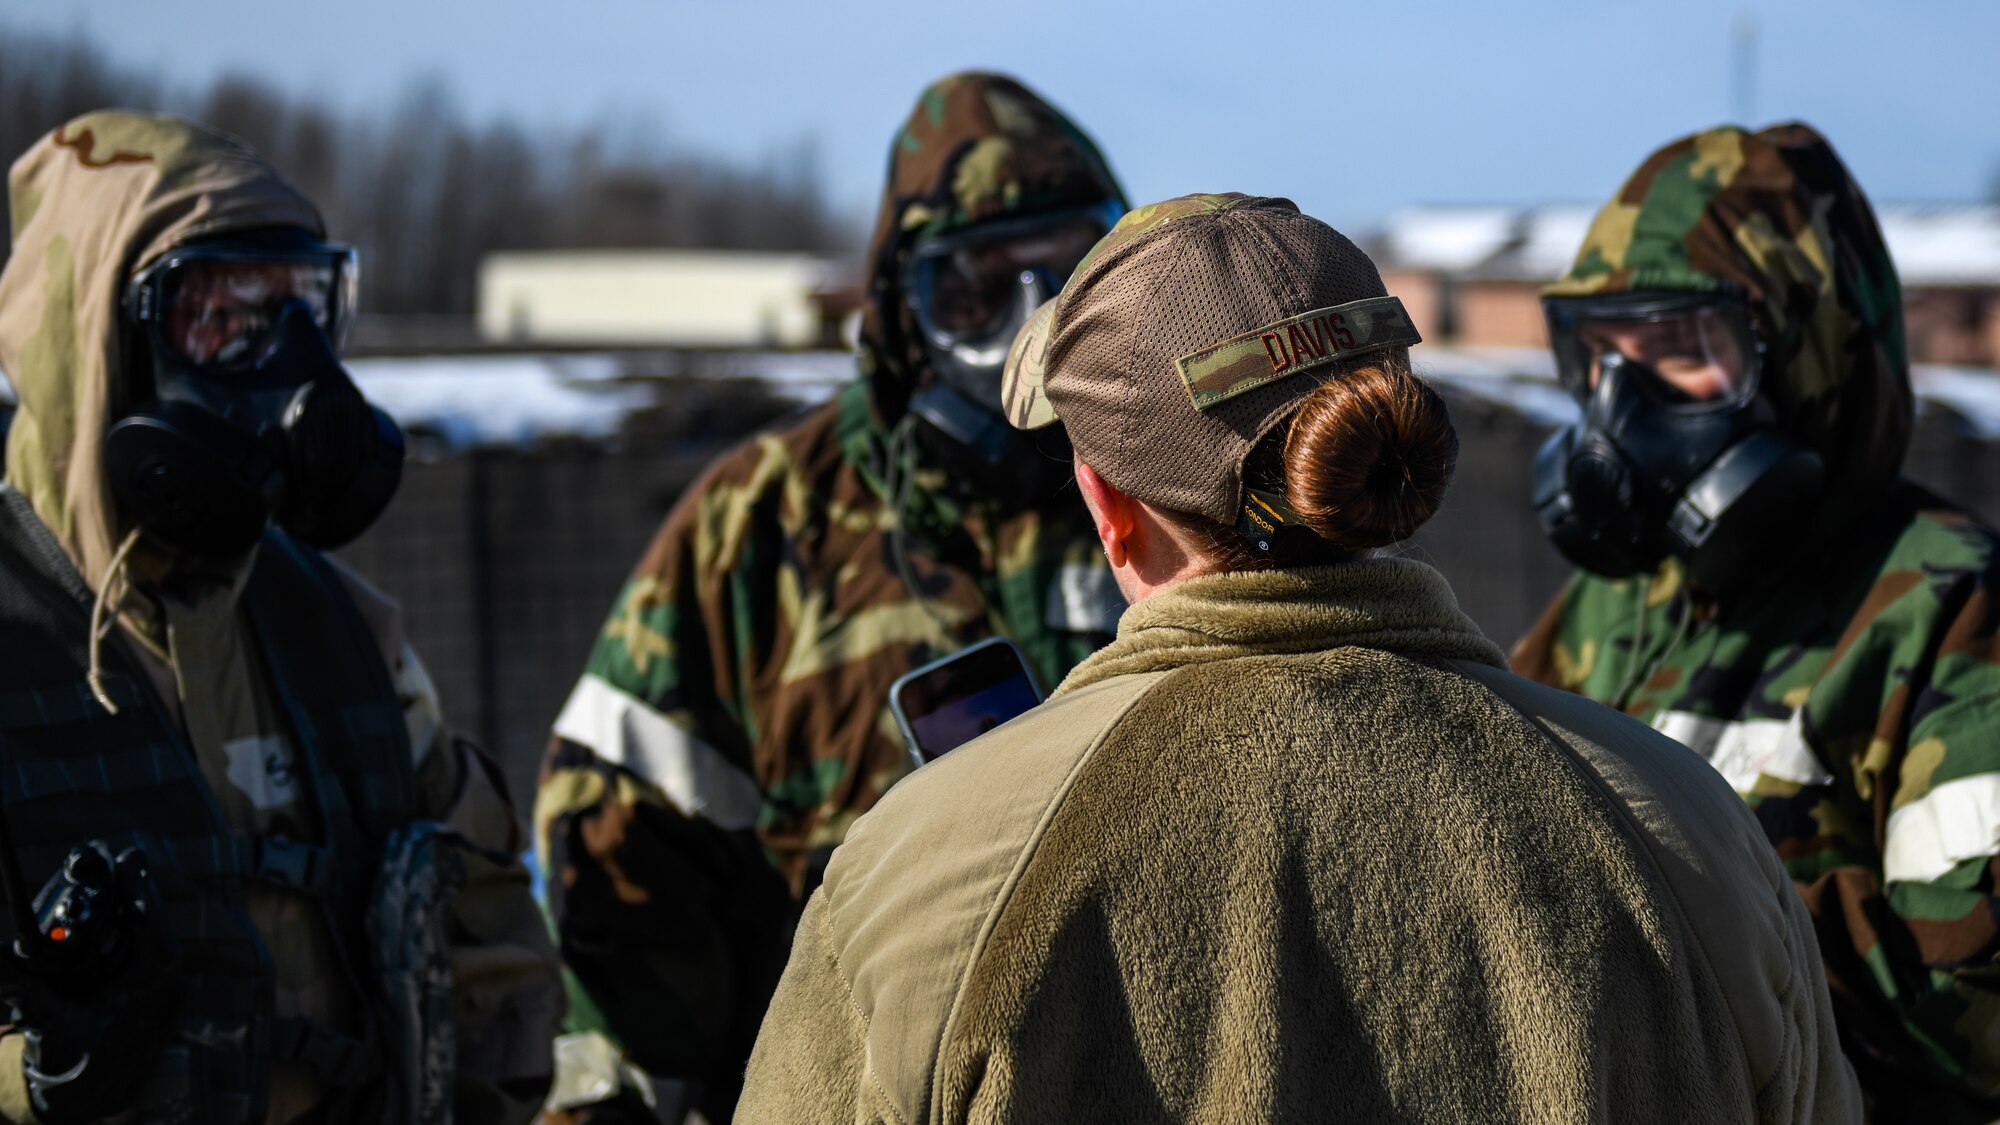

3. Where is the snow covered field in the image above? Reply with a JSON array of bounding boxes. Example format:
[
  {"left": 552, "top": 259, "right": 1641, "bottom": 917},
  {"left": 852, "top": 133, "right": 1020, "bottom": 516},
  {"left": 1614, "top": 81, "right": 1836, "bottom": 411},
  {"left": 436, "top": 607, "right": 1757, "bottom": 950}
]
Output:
[
  {"left": 5, "top": 346, "right": 1998, "bottom": 446},
  {"left": 343, "top": 350, "right": 854, "bottom": 448}
]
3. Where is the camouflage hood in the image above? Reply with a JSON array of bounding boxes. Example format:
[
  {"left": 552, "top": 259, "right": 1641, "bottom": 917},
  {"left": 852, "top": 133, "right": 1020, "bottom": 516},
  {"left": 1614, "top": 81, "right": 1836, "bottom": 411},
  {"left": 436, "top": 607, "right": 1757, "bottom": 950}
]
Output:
[
  {"left": 0, "top": 110, "right": 322, "bottom": 593},
  {"left": 1547, "top": 123, "right": 1912, "bottom": 523},
  {"left": 857, "top": 72, "right": 1124, "bottom": 418}
]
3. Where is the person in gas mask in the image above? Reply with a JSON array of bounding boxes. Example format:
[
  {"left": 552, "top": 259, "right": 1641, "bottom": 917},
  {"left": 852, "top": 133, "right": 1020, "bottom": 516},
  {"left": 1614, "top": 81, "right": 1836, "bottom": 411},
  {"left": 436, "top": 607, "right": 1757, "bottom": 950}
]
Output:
[
  {"left": 1514, "top": 123, "right": 2000, "bottom": 1122},
  {"left": 536, "top": 72, "right": 1127, "bottom": 1122},
  {"left": 0, "top": 111, "right": 561, "bottom": 1124}
]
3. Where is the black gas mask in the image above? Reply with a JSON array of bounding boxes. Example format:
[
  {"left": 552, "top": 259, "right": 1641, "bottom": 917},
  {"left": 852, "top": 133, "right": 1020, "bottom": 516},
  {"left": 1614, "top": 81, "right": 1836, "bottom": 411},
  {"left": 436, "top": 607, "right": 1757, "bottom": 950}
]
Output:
[
  {"left": 902, "top": 202, "right": 1120, "bottom": 468},
  {"left": 1532, "top": 291, "right": 1824, "bottom": 594},
  {"left": 106, "top": 232, "right": 404, "bottom": 559}
]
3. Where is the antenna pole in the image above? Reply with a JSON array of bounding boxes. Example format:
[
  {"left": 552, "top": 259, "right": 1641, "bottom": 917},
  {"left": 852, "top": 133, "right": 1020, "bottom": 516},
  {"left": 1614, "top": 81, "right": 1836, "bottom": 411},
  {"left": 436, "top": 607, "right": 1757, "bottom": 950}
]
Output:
[{"left": 1731, "top": 11, "right": 1760, "bottom": 125}]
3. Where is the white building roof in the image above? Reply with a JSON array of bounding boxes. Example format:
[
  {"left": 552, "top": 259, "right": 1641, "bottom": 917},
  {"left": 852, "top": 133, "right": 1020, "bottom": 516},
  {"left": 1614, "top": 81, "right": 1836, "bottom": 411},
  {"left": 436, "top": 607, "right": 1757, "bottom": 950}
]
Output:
[
  {"left": 1876, "top": 205, "right": 2000, "bottom": 287},
  {"left": 1379, "top": 203, "right": 2000, "bottom": 286},
  {"left": 1376, "top": 206, "right": 1520, "bottom": 272}
]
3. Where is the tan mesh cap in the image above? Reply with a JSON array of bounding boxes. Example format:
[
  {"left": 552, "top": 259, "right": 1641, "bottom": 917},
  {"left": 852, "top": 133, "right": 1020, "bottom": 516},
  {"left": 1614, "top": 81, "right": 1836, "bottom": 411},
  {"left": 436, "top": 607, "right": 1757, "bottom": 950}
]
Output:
[{"left": 1002, "top": 192, "right": 1421, "bottom": 524}]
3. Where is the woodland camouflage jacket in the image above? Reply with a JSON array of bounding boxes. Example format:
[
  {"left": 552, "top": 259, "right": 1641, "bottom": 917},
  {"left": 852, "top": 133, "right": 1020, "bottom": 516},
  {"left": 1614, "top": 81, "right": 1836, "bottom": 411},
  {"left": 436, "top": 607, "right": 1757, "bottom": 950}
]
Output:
[
  {"left": 1514, "top": 124, "right": 2000, "bottom": 1123},
  {"left": 533, "top": 73, "right": 1126, "bottom": 1118}
]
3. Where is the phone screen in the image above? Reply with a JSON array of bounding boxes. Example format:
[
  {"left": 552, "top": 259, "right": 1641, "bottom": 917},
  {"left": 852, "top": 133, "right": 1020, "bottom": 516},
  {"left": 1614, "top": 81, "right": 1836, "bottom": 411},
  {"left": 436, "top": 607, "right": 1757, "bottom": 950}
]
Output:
[{"left": 891, "top": 639, "right": 1042, "bottom": 763}]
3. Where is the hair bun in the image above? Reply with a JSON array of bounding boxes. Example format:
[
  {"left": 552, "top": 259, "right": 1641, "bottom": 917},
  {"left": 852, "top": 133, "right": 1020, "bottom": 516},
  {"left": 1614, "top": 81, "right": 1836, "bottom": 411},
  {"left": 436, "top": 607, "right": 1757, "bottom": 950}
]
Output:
[{"left": 1282, "top": 357, "right": 1457, "bottom": 552}]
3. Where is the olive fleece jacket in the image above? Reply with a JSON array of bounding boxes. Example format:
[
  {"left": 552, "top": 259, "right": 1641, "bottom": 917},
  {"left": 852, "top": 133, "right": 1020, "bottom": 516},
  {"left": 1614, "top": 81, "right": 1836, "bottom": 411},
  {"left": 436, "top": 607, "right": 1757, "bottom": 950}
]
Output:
[{"left": 737, "top": 559, "right": 1859, "bottom": 1123}]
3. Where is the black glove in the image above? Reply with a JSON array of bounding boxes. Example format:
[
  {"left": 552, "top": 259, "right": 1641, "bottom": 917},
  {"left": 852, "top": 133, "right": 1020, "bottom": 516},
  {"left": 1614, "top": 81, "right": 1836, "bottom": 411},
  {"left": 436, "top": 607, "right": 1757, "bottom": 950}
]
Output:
[{"left": 4, "top": 843, "right": 176, "bottom": 1125}]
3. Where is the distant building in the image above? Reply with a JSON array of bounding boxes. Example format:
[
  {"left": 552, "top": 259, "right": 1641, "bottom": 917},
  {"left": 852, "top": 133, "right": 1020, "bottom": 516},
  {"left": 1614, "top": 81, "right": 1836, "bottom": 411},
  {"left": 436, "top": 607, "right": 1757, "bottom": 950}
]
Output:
[
  {"left": 476, "top": 249, "right": 858, "bottom": 349},
  {"left": 1373, "top": 204, "right": 2000, "bottom": 367}
]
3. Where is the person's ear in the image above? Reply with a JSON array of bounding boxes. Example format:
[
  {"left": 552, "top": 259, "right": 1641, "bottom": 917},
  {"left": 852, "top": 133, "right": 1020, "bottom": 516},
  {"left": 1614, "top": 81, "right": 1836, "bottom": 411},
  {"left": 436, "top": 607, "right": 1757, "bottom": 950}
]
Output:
[{"left": 1075, "top": 460, "right": 1136, "bottom": 569}]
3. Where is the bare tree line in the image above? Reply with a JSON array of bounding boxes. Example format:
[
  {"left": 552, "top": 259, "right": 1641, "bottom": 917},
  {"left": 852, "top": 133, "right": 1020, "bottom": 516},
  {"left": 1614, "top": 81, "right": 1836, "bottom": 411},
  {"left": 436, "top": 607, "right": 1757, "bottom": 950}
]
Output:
[{"left": 0, "top": 25, "right": 854, "bottom": 315}]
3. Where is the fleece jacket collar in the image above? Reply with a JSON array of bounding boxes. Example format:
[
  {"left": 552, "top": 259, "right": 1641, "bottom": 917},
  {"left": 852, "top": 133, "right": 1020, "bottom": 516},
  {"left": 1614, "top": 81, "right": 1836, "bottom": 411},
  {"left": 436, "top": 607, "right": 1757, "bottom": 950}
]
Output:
[{"left": 1055, "top": 557, "right": 1506, "bottom": 697}]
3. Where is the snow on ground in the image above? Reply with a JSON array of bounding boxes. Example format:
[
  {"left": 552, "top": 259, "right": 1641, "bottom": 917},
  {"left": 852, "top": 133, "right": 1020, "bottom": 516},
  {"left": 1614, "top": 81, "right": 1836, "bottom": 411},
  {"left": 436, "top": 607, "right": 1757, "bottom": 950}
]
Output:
[
  {"left": 1411, "top": 345, "right": 1578, "bottom": 425},
  {"left": 349, "top": 347, "right": 1596, "bottom": 449},
  {"left": 345, "top": 349, "right": 856, "bottom": 448},
  {"left": 344, "top": 345, "right": 1596, "bottom": 448},
  {"left": 685, "top": 350, "right": 854, "bottom": 401},
  {"left": 1912, "top": 365, "right": 2000, "bottom": 438},
  {"left": 346, "top": 353, "right": 650, "bottom": 447},
  {"left": 8, "top": 347, "right": 2000, "bottom": 446}
]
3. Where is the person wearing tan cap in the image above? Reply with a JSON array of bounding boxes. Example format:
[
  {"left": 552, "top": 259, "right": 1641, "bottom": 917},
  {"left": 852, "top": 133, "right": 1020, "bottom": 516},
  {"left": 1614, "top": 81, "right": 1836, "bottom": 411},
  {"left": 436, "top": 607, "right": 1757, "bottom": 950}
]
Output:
[{"left": 736, "top": 194, "right": 1859, "bottom": 1123}]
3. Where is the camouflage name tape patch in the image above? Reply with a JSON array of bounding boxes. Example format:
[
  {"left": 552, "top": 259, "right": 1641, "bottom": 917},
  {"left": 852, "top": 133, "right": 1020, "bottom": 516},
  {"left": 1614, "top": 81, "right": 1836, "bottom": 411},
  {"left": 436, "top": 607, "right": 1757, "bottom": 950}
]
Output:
[{"left": 1175, "top": 296, "right": 1421, "bottom": 411}]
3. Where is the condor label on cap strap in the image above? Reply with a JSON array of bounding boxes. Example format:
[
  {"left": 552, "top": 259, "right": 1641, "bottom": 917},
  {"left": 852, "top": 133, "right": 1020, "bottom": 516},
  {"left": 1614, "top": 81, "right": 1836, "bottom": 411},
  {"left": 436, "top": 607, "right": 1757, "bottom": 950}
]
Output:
[{"left": 1175, "top": 295, "right": 1421, "bottom": 411}]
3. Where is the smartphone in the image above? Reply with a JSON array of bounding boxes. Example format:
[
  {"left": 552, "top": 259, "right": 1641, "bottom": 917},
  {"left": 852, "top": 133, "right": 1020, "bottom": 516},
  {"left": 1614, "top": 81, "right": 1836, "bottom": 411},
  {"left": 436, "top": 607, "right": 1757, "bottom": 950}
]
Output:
[{"left": 889, "top": 637, "right": 1044, "bottom": 765}]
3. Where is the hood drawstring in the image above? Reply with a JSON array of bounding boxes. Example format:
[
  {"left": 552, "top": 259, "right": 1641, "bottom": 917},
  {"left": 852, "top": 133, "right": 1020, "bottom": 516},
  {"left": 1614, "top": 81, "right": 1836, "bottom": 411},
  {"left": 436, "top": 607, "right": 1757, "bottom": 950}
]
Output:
[
  {"left": 882, "top": 414, "right": 953, "bottom": 631},
  {"left": 1612, "top": 573, "right": 1694, "bottom": 713},
  {"left": 87, "top": 527, "right": 144, "bottom": 715},
  {"left": 1610, "top": 576, "right": 1652, "bottom": 710}
]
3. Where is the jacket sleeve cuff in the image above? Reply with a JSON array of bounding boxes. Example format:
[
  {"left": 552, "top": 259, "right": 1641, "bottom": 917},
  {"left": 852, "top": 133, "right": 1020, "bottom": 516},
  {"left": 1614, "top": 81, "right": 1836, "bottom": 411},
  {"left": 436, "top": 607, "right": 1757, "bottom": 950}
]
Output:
[{"left": 0, "top": 1032, "right": 41, "bottom": 1125}]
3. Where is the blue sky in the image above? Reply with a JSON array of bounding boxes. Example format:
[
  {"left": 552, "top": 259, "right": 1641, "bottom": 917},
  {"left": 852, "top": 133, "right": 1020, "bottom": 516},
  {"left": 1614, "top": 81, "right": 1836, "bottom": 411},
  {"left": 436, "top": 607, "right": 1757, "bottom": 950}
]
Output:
[{"left": 11, "top": 0, "right": 1997, "bottom": 233}]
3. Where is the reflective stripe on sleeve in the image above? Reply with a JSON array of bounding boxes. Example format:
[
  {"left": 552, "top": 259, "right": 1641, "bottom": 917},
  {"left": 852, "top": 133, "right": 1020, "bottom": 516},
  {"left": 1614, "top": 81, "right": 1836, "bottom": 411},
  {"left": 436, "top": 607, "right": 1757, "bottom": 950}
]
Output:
[
  {"left": 545, "top": 1030, "right": 657, "bottom": 1112},
  {"left": 552, "top": 672, "right": 763, "bottom": 829},
  {"left": 1651, "top": 708, "right": 1832, "bottom": 794},
  {"left": 1884, "top": 773, "right": 2000, "bottom": 885},
  {"left": 1044, "top": 561, "right": 1126, "bottom": 634}
]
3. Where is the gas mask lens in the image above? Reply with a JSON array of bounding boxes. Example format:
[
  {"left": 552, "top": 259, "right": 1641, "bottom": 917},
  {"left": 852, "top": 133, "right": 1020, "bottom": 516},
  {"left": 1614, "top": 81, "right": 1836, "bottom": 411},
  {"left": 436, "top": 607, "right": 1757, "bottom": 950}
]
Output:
[
  {"left": 1547, "top": 294, "right": 1759, "bottom": 410},
  {"left": 130, "top": 245, "right": 358, "bottom": 371},
  {"left": 906, "top": 203, "right": 1119, "bottom": 347}
]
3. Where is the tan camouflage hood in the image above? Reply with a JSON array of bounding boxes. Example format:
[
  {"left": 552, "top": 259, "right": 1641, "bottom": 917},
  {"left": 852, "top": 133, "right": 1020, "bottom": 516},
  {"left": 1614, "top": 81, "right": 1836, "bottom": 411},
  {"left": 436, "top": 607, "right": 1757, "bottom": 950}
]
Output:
[
  {"left": 0, "top": 110, "right": 322, "bottom": 592},
  {"left": 1547, "top": 123, "right": 1912, "bottom": 519},
  {"left": 857, "top": 72, "right": 1124, "bottom": 417}
]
